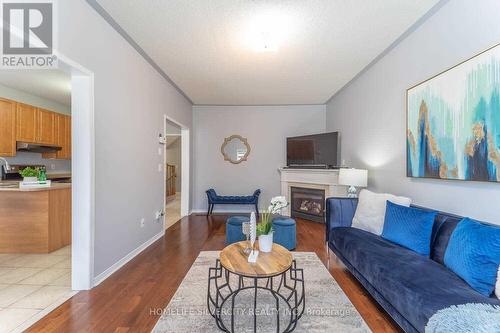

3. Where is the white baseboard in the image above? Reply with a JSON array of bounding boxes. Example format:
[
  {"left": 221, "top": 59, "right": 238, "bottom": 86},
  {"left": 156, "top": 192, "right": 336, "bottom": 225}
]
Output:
[{"left": 93, "top": 230, "right": 165, "bottom": 286}]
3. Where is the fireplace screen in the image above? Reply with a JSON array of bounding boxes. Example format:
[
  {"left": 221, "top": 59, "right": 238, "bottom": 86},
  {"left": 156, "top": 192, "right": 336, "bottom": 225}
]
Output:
[{"left": 290, "top": 186, "right": 325, "bottom": 223}]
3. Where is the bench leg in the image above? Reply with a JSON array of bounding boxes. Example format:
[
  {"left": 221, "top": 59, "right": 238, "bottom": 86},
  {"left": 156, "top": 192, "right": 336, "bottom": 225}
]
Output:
[
  {"left": 210, "top": 204, "right": 215, "bottom": 215},
  {"left": 255, "top": 204, "right": 259, "bottom": 219}
]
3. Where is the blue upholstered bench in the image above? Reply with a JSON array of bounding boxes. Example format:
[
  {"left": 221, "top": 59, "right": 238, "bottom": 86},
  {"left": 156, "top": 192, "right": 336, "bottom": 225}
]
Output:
[
  {"left": 226, "top": 216, "right": 249, "bottom": 245},
  {"left": 272, "top": 216, "right": 296, "bottom": 250},
  {"left": 206, "top": 189, "right": 261, "bottom": 217}
]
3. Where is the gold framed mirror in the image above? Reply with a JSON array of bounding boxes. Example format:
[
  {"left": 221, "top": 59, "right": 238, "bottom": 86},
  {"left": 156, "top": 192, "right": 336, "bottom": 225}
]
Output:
[{"left": 221, "top": 135, "right": 251, "bottom": 164}]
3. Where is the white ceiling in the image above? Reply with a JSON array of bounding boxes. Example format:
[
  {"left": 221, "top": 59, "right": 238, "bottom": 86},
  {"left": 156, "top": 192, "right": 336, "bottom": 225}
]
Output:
[
  {"left": 97, "top": 0, "right": 439, "bottom": 105},
  {"left": 0, "top": 70, "right": 71, "bottom": 106}
]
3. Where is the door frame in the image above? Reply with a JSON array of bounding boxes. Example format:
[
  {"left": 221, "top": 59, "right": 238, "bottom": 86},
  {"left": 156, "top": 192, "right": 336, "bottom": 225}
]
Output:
[
  {"left": 57, "top": 53, "right": 95, "bottom": 290},
  {"left": 164, "top": 115, "right": 190, "bottom": 229}
]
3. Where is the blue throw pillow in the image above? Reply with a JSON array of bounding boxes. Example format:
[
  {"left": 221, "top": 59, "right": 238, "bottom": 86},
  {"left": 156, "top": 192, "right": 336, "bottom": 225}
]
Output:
[
  {"left": 444, "top": 218, "right": 500, "bottom": 297},
  {"left": 381, "top": 201, "right": 437, "bottom": 256}
]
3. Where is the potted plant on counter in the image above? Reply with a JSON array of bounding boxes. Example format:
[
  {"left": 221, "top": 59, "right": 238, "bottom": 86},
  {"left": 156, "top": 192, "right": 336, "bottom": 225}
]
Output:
[
  {"left": 257, "top": 196, "right": 289, "bottom": 252},
  {"left": 19, "top": 167, "right": 39, "bottom": 183}
]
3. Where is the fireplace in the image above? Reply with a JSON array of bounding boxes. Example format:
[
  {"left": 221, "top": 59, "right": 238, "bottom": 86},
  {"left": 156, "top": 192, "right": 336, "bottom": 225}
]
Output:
[{"left": 290, "top": 186, "right": 325, "bottom": 223}]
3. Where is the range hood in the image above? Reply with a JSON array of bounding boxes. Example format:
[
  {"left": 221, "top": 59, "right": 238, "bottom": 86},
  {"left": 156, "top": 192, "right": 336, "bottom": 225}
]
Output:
[{"left": 16, "top": 142, "right": 62, "bottom": 153}]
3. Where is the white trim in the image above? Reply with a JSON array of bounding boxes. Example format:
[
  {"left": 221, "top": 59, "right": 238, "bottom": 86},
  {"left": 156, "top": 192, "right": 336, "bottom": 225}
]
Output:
[
  {"left": 180, "top": 128, "right": 190, "bottom": 217},
  {"left": 163, "top": 115, "right": 190, "bottom": 232},
  {"left": 56, "top": 53, "right": 96, "bottom": 291},
  {"left": 93, "top": 230, "right": 164, "bottom": 286}
]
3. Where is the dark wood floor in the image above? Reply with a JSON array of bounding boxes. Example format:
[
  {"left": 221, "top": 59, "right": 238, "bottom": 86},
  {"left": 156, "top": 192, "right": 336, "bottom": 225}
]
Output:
[{"left": 27, "top": 214, "right": 401, "bottom": 333}]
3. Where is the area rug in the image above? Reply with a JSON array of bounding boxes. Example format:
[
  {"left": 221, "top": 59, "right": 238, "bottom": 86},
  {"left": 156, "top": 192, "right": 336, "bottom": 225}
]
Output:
[{"left": 152, "top": 251, "right": 370, "bottom": 332}]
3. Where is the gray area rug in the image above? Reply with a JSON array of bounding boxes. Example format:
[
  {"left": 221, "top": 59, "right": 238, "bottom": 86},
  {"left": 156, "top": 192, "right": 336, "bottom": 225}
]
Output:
[{"left": 153, "top": 251, "right": 370, "bottom": 333}]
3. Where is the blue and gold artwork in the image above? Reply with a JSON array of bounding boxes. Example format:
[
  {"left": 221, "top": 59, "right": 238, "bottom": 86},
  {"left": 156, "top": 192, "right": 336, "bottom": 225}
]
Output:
[{"left": 407, "top": 44, "right": 500, "bottom": 182}]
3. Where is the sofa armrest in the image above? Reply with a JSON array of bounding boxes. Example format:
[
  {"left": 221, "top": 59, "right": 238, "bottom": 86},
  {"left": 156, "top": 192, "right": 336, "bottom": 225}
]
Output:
[
  {"left": 253, "top": 189, "right": 261, "bottom": 197},
  {"left": 325, "top": 197, "right": 358, "bottom": 242}
]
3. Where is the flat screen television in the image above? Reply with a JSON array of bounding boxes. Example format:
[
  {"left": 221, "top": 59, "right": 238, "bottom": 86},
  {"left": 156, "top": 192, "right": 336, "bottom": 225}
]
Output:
[{"left": 286, "top": 132, "right": 340, "bottom": 168}]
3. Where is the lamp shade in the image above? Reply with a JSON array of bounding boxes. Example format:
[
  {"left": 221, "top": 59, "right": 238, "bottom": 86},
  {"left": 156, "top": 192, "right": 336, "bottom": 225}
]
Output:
[{"left": 338, "top": 168, "right": 368, "bottom": 187}]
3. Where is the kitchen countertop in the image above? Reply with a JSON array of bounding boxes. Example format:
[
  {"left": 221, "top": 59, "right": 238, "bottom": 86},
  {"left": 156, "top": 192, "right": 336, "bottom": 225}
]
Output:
[
  {"left": 0, "top": 181, "right": 71, "bottom": 192},
  {"left": 46, "top": 173, "right": 72, "bottom": 179}
]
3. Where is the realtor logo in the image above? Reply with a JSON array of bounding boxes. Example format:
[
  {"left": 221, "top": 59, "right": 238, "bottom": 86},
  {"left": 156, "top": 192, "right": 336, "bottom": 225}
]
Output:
[{"left": 1, "top": 0, "right": 57, "bottom": 68}]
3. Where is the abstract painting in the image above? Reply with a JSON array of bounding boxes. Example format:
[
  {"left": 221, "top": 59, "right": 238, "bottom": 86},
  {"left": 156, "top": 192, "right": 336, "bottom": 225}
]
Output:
[{"left": 407, "top": 43, "right": 500, "bottom": 182}]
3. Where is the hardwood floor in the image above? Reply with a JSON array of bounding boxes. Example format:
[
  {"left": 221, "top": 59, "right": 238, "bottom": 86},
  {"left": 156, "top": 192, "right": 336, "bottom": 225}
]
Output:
[{"left": 26, "top": 214, "right": 401, "bottom": 333}]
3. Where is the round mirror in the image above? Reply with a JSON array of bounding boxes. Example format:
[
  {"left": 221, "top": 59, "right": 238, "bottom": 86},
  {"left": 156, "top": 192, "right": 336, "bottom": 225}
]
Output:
[{"left": 221, "top": 135, "right": 250, "bottom": 164}]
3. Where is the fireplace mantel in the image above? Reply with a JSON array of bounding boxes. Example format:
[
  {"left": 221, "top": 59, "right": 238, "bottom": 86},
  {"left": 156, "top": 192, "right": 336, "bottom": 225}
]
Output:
[{"left": 278, "top": 168, "right": 347, "bottom": 217}]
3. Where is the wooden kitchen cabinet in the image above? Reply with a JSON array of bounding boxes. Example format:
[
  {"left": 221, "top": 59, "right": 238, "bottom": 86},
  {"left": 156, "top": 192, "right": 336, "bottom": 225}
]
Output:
[
  {"left": 43, "top": 113, "right": 71, "bottom": 160},
  {"left": 64, "top": 116, "right": 71, "bottom": 158},
  {"left": 0, "top": 186, "right": 71, "bottom": 253},
  {"left": 16, "top": 102, "right": 38, "bottom": 143},
  {"left": 16, "top": 104, "right": 57, "bottom": 145},
  {"left": 0, "top": 98, "right": 16, "bottom": 157},
  {"left": 6, "top": 97, "right": 71, "bottom": 158},
  {"left": 37, "top": 108, "right": 56, "bottom": 145}
]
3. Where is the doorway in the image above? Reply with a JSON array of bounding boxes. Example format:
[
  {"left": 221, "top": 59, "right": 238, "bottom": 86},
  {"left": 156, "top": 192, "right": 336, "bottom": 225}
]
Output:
[
  {"left": 164, "top": 116, "right": 189, "bottom": 229},
  {"left": 0, "top": 68, "right": 76, "bottom": 332}
]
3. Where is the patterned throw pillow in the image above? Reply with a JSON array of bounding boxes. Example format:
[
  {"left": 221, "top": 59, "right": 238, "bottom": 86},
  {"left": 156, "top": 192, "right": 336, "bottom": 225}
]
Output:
[
  {"left": 444, "top": 218, "right": 500, "bottom": 297},
  {"left": 381, "top": 201, "right": 437, "bottom": 256}
]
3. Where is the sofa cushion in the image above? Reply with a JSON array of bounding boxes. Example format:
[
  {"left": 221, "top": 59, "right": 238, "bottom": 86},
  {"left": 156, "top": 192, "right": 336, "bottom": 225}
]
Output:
[
  {"left": 444, "top": 218, "right": 500, "bottom": 297},
  {"left": 330, "top": 227, "right": 500, "bottom": 332},
  {"left": 430, "top": 215, "right": 461, "bottom": 264},
  {"left": 381, "top": 201, "right": 437, "bottom": 256},
  {"left": 352, "top": 189, "right": 411, "bottom": 235}
]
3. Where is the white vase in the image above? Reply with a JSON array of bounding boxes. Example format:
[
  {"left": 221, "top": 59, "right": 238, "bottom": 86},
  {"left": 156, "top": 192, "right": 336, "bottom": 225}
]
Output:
[
  {"left": 23, "top": 177, "right": 38, "bottom": 183},
  {"left": 259, "top": 233, "right": 273, "bottom": 253}
]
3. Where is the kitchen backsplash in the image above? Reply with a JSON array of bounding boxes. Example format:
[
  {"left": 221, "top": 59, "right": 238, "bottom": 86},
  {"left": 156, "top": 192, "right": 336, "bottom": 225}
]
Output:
[{"left": 5, "top": 152, "right": 71, "bottom": 173}]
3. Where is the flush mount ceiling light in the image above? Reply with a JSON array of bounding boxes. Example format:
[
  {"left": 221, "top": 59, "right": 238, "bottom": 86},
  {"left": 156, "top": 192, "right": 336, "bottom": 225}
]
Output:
[{"left": 243, "top": 8, "right": 294, "bottom": 52}]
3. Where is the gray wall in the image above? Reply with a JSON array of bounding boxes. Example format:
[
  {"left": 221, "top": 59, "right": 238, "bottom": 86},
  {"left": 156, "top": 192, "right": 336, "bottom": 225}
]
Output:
[
  {"left": 326, "top": 0, "right": 500, "bottom": 224},
  {"left": 59, "top": 0, "right": 193, "bottom": 277},
  {"left": 193, "top": 105, "right": 326, "bottom": 212},
  {"left": 1, "top": 84, "right": 71, "bottom": 173}
]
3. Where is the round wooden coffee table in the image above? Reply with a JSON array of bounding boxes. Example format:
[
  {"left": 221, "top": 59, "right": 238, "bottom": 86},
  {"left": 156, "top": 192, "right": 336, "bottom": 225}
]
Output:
[{"left": 207, "top": 241, "right": 305, "bottom": 333}]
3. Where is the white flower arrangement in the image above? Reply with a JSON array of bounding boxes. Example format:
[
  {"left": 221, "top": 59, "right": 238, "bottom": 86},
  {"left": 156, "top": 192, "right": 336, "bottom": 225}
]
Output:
[
  {"left": 258, "top": 196, "right": 289, "bottom": 236},
  {"left": 269, "top": 196, "right": 289, "bottom": 214}
]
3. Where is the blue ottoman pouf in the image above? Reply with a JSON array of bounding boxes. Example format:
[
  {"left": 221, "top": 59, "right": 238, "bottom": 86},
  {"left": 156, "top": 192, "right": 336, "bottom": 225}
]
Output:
[
  {"left": 226, "top": 216, "right": 249, "bottom": 245},
  {"left": 272, "top": 217, "right": 296, "bottom": 250}
]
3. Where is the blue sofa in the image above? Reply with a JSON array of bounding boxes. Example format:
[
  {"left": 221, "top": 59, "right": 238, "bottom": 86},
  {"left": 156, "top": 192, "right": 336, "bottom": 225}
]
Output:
[
  {"left": 326, "top": 197, "right": 500, "bottom": 333},
  {"left": 206, "top": 189, "right": 261, "bottom": 217}
]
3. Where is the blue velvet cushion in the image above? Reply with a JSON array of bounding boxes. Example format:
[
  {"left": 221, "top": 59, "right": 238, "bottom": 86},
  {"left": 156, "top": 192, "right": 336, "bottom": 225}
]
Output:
[
  {"left": 444, "top": 218, "right": 500, "bottom": 297},
  {"left": 381, "top": 201, "right": 437, "bottom": 256}
]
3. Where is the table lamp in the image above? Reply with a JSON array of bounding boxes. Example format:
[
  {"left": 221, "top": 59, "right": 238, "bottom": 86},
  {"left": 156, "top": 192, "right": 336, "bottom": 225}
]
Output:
[{"left": 339, "top": 168, "right": 368, "bottom": 198}]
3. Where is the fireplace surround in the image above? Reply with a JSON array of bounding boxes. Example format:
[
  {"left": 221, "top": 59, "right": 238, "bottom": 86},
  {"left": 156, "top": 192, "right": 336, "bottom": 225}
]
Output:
[{"left": 279, "top": 168, "right": 347, "bottom": 223}]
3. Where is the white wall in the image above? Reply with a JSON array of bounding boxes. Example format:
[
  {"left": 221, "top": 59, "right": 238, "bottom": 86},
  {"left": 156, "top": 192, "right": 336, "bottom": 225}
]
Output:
[
  {"left": 1, "top": 84, "right": 71, "bottom": 172},
  {"left": 58, "top": 0, "right": 192, "bottom": 277},
  {"left": 326, "top": 0, "right": 500, "bottom": 224},
  {"left": 193, "top": 105, "right": 326, "bottom": 212}
]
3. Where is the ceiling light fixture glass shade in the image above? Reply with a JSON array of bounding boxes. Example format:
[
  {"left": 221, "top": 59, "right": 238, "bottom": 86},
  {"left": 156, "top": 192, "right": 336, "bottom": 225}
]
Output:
[{"left": 243, "top": 8, "right": 294, "bottom": 52}]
